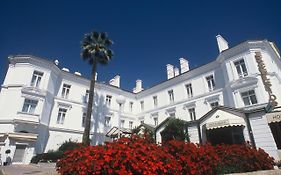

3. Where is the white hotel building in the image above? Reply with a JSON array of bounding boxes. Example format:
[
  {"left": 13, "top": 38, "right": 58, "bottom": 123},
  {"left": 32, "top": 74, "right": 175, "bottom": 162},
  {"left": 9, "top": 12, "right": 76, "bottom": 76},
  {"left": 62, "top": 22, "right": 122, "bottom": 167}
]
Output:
[{"left": 1, "top": 35, "right": 281, "bottom": 164}]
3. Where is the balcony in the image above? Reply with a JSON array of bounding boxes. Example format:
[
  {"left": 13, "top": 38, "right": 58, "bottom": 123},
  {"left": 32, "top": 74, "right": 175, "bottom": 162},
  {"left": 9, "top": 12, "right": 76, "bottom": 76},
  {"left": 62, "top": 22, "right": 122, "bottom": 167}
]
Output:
[
  {"left": 21, "top": 86, "right": 47, "bottom": 97},
  {"left": 14, "top": 111, "right": 40, "bottom": 124}
]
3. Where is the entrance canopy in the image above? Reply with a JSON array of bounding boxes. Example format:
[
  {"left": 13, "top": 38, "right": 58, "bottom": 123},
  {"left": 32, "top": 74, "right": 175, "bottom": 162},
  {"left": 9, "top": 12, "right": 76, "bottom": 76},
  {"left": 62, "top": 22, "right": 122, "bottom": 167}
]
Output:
[
  {"left": 200, "top": 106, "right": 246, "bottom": 130},
  {"left": 206, "top": 118, "right": 245, "bottom": 130}
]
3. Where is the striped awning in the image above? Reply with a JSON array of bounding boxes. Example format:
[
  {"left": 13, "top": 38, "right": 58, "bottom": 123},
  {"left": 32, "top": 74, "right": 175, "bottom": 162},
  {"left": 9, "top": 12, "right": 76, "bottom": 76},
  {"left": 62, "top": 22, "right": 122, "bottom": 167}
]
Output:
[
  {"left": 206, "top": 119, "right": 245, "bottom": 130},
  {"left": 267, "top": 112, "right": 281, "bottom": 123}
]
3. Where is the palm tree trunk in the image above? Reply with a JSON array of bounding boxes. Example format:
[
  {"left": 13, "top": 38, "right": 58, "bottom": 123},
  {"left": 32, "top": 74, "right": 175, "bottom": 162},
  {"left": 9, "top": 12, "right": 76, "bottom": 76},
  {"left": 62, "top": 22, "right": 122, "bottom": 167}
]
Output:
[{"left": 82, "top": 58, "right": 97, "bottom": 146}]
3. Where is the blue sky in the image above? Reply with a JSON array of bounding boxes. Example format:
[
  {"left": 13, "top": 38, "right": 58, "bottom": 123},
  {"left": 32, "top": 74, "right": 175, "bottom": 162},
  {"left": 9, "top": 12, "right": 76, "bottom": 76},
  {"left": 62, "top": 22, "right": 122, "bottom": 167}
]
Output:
[{"left": 0, "top": 0, "right": 280, "bottom": 91}]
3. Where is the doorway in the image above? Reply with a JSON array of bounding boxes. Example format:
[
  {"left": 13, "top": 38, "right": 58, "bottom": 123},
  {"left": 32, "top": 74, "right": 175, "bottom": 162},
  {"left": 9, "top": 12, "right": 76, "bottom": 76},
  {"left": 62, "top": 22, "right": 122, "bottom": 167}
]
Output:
[
  {"left": 206, "top": 126, "right": 245, "bottom": 145},
  {"left": 13, "top": 145, "right": 26, "bottom": 163}
]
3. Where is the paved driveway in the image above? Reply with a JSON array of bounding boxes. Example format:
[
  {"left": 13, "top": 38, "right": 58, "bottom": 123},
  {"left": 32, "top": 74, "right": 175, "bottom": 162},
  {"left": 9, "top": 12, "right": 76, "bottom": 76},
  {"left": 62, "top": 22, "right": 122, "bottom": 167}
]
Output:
[{"left": 0, "top": 163, "right": 58, "bottom": 175}]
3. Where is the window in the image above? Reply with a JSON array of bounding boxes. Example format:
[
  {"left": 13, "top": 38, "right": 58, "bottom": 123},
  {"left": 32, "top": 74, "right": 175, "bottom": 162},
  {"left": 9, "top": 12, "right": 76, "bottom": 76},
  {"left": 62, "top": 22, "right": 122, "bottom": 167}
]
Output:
[
  {"left": 129, "top": 102, "right": 133, "bottom": 112},
  {"left": 210, "top": 101, "right": 219, "bottom": 109},
  {"left": 153, "top": 96, "right": 158, "bottom": 107},
  {"left": 206, "top": 75, "right": 215, "bottom": 91},
  {"left": 129, "top": 121, "right": 133, "bottom": 129},
  {"left": 153, "top": 117, "right": 158, "bottom": 126},
  {"left": 30, "top": 71, "right": 43, "bottom": 88},
  {"left": 234, "top": 59, "right": 248, "bottom": 77},
  {"left": 168, "top": 90, "right": 174, "bottom": 103},
  {"left": 22, "top": 99, "right": 38, "bottom": 114},
  {"left": 106, "top": 95, "right": 112, "bottom": 106},
  {"left": 82, "top": 112, "right": 86, "bottom": 127},
  {"left": 61, "top": 84, "right": 71, "bottom": 99},
  {"left": 105, "top": 116, "right": 111, "bottom": 127},
  {"left": 185, "top": 83, "right": 193, "bottom": 98},
  {"left": 241, "top": 90, "right": 257, "bottom": 106},
  {"left": 84, "top": 90, "right": 89, "bottom": 103},
  {"left": 140, "top": 101, "right": 144, "bottom": 111},
  {"left": 57, "top": 108, "right": 67, "bottom": 124},
  {"left": 188, "top": 108, "right": 196, "bottom": 121},
  {"left": 120, "top": 120, "right": 125, "bottom": 128}
]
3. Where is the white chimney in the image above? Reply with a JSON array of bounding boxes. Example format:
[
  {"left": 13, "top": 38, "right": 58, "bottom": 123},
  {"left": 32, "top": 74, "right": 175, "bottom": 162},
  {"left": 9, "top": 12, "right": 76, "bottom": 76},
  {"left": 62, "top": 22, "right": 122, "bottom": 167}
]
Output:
[
  {"left": 109, "top": 75, "right": 120, "bottom": 88},
  {"left": 74, "top": 71, "right": 81, "bottom": 76},
  {"left": 179, "top": 58, "right": 189, "bottom": 73},
  {"left": 54, "top": 59, "right": 59, "bottom": 66},
  {"left": 133, "top": 79, "right": 143, "bottom": 93},
  {"left": 166, "top": 64, "right": 174, "bottom": 79},
  {"left": 62, "top": 68, "right": 69, "bottom": 72},
  {"left": 174, "top": 67, "right": 179, "bottom": 76},
  {"left": 216, "top": 34, "right": 229, "bottom": 53}
]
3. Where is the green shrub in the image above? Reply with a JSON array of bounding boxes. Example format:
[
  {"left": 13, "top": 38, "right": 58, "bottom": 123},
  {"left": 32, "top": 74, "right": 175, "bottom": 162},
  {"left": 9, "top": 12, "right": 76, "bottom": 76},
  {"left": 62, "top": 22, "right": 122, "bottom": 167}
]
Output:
[
  {"left": 31, "top": 140, "right": 81, "bottom": 164},
  {"left": 58, "top": 140, "right": 81, "bottom": 152},
  {"left": 31, "top": 151, "right": 63, "bottom": 164}
]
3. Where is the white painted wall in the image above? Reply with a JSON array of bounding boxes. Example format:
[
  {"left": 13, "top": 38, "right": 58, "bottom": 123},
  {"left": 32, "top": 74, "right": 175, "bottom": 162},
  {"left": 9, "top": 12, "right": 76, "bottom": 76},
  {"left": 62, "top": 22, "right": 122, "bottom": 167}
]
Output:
[{"left": 1, "top": 40, "right": 281, "bottom": 163}]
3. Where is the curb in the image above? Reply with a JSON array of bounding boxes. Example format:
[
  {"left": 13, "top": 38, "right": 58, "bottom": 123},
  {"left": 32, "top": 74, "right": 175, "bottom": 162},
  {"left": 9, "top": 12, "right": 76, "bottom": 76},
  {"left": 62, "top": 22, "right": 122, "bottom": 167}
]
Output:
[{"left": 0, "top": 169, "right": 7, "bottom": 175}]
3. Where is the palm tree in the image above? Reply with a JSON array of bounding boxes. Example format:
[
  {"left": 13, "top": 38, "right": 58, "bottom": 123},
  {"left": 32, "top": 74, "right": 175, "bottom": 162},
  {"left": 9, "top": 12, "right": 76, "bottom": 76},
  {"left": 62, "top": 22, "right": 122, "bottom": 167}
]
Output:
[{"left": 81, "top": 31, "right": 114, "bottom": 145}]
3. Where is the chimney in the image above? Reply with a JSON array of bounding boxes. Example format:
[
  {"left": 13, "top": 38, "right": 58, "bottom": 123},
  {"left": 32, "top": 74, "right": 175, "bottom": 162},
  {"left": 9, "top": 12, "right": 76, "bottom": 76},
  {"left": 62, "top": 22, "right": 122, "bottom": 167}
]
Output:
[
  {"left": 174, "top": 67, "right": 179, "bottom": 76},
  {"left": 179, "top": 58, "right": 189, "bottom": 73},
  {"left": 216, "top": 34, "right": 229, "bottom": 53},
  {"left": 109, "top": 75, "right": 120, "bottom": 88},
  {"left": 54, "top": 59, "right": 59, "bottom": 66},
  {"left": 62, "top": 68, "right": 69, "bottom": 72},
  {"left": 74, "top": 71, "right": 81, "bottom": 76},
  {"left": 133, "top": 79, "right": 143, "bottom": 93},
  {"left": 166, "top": 64, "right": 174, "bottom": 79}
]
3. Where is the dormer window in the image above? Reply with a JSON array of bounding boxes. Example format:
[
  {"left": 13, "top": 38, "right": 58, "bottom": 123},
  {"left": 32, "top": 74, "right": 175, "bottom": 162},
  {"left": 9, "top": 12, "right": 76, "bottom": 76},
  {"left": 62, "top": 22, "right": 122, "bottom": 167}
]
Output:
[{"left": 234, "top": 59, "right": 248, "bottom": 77}]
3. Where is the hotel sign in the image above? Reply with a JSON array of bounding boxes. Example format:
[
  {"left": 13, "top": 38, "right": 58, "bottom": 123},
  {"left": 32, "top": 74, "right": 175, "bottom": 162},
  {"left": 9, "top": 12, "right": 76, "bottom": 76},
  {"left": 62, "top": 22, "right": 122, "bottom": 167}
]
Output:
[
  {"left": 266, "top": 112, "right": 281, "bottom": 123},
  {"left": 255, "top": 52, "right": 278, "bottom": 108},
  {"left": 206, "top": 119, "right": 230, "bottom": 130}
]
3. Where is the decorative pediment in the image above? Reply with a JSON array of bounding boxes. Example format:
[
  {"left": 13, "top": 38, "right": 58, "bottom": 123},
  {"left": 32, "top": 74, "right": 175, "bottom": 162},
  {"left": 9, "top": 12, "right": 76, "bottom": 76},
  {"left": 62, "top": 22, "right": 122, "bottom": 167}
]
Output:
[
  {"left": 204, "top": 95, "right": 220, "bottom": 104},
  {"left": 57, "top": 102, "right": 72, "bottom": 109},
  {"left": 165, "top": 107, "right": 176, "bottom": 115},
  {"left": 183, "top": 102, "right": 196, "bottom": 110},
  {"left": 230, "top": 76, "right": 258, "bottom": 90},
  {"left": 151, "top": 112, "right": 158, "bottom": 117}
]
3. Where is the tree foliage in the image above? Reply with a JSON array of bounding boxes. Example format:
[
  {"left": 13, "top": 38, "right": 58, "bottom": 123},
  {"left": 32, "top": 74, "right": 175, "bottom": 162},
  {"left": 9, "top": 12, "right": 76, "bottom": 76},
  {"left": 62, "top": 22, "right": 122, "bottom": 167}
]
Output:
[
  {"left": 81, "top": 31, "right": 114, "bottom": 145},
  {"left": 161, "top": 118, "right": 189, "bottom": 143}
]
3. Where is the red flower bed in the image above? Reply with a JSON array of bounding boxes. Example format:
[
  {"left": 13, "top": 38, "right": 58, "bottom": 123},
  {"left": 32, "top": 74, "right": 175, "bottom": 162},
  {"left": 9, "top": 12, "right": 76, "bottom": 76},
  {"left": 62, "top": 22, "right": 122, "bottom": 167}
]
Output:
[
  {"left": 215, "top": 143, "right": 274, "bottom": 173},
  {"left": 56, "top": 137, "right": 274, "bottom": 175},
  {"left": 57, "top": 136, "right": 180, "bottom": 175}
]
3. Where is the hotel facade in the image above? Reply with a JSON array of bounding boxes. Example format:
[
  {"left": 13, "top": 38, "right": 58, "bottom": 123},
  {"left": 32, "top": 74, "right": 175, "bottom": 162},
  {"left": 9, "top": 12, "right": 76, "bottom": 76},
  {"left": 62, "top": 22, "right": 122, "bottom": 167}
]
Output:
[{"left": 1, "top": 35, "right": 281, "bottom": 164}]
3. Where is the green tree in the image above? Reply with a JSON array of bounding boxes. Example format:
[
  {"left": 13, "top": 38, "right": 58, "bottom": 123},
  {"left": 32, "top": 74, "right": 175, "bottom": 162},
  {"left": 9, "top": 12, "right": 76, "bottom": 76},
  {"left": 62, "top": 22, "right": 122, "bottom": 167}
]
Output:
[
  {"left": 161, "top": 118, "right": 189, "bottom": 143},
  {"left": 81, "top": 31, "right": 114, "bottom": 145}
]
